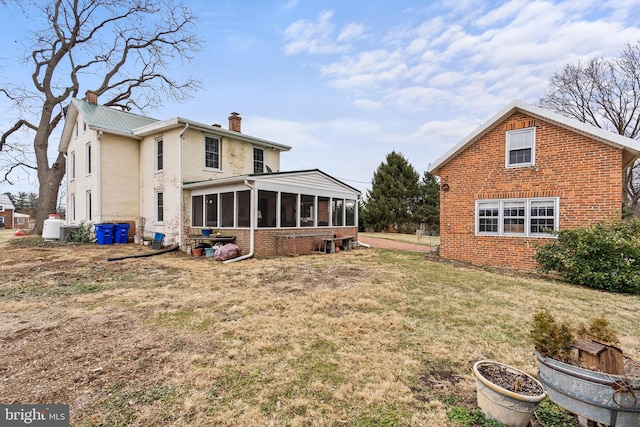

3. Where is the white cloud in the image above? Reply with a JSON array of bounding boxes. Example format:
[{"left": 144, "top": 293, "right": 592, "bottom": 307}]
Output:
[
  {"left": 282, "top": 10, "right": 364, "bottom": 55},
  {"left": 353, "top": 99, "right": 383, "bottom": 110},
  {"left": 283, "top": 0, "right": 299, "bottom": 10},
  {"left": 337, "top": 22, "right": 365, "bottom": 42},
  {"left": 304, "top": 0, "right": 640, "bottom": 117}
]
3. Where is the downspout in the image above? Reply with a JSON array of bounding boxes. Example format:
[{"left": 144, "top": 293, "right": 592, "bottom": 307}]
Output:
[
  {"left": 179, "top": 123, "right": 189, "bottom": 249},
  {"left": 96, "top": 130, "right": 103, "bottom": 223},
  {"left": 224, "top": 179, "right": 255, "bottom": 263}
]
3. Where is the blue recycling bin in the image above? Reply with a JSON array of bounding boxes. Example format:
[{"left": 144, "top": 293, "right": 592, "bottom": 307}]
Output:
[
  {"left": 114, "top": 223, "right": 130, "bottom": 244},
  {"left": 95, "top": 224, "right": 114, "bottom": 245}
]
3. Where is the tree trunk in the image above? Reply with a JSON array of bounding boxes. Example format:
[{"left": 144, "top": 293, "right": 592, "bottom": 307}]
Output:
[{"left": 33, "top": 150, "right": 66, "bottom": 235}]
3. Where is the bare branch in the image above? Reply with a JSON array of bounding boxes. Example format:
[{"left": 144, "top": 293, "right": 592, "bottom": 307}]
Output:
[
  {"left": 0, "top": 119, "right": 38, "bottom": 151},
  {"left": 539, "top": 43, "right": 640, "bottom": 214}
]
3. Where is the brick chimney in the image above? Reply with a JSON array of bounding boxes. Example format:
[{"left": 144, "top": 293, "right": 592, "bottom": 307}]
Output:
[
  {"left": 228, "top": 112, "right": 241, "bottom": 132},
  {"left": 85, "top": 90, "right": 99, "bottom": 104}
]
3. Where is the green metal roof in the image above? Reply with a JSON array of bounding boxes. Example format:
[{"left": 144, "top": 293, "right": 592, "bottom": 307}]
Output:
[{"left": 72, "top": 99, "right": 159, "bottom": 136}]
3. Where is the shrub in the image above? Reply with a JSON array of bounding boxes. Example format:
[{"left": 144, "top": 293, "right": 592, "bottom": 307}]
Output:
[
  {"left": 534, "top": 220, "right": 640, "bottom": 294},
  {"left": 530, "top": 307, "right": 574, "bottom": 360}
]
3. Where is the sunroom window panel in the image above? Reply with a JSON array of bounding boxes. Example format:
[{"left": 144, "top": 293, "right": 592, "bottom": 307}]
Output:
[
  {"left": 205, "top": 194, "right": 218, "bottom": 227},
  {"left": 192, "top": 195, "right": 203, "bottom": 227}
]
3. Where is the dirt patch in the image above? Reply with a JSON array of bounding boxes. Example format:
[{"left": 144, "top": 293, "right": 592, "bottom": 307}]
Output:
[
  {"left": 476, "top": 363, "right": 544, "bottom": 396},
  {"left": 1, "top": 313, "right": 171, "bottom": 407}
]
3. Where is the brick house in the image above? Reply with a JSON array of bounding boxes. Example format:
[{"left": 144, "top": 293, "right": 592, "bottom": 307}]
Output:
[
  {"left": 0, "top": 194, "right": 15, "bottom": 229},
  {"left": 428, "top": 100, "right": 640, "bottom": 270},
  {"left": 59, "top": 91, "right": 360, "bottom": 259}
]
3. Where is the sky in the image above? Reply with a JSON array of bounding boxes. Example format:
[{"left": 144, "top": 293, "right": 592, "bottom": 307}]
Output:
[{"left": 2, "top": 0, "right": 640, "bottom": 197}]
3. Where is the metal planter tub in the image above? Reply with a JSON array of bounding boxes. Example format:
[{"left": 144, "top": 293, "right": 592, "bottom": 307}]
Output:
[{"left": 536, "top": 351, "right": 640, "bottom": 426}]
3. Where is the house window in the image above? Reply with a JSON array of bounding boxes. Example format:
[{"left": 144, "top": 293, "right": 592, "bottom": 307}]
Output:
[
  {"left": 70, "top": 151, "right": 76, "bottom": 180},
  {"left": 503, "top": 201, "right": 525, "bottom": 234},
  {"left": 0, "top": 204, "right": 4, "bottom": 212},
  {"left": 530, "top": 200, "right": 556, "bottom": 234},
  {"left": 86, "top": 191, "right": 92, "bottom": 221},
  {"left": 506, "top": 128, "right": 535, "bottom": 167},
  {"left": 476, "top": 198, "right": 558, "bottom": 236},
  {"left": 86, "top": 142, "right": 92, "bottom": 175},
  {"left": 83, "top": 120, "right": 87, "bottom": 132},
  {"left": 156, "top": 191, "right": 164, "bottom": 223},
  {"left": 74, "top": 120, "right": 78, "bottom": 138},
  {"left": 253, "top": 147, "right": 265, "bottom": 173},
  {"left": 155, "top": 138, "right": 163, "bottom": 171},
  {"left": 478, "top": 201, "right": 499, "bottom": 234},
  {"left": 205, "top": 136, "right": 220, "bottom": 169}
]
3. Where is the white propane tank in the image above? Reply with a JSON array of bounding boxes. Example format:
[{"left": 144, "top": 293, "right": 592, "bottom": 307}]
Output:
[{"left": 42, "top": 214, "right": 65, "bottom": 241}]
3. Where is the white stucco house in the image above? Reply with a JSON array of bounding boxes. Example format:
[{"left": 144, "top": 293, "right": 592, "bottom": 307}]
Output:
[{"left": 59, "top": 91, "right": 360, "bottom": 258}]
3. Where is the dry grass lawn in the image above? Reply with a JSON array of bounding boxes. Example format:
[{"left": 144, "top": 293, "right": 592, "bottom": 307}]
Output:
[{"left": 1, "top": 234, "right": 638, "bottom": 426}]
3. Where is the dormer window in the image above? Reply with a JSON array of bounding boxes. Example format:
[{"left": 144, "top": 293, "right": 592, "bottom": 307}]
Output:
[{"left": 506, "top": 127, "right": 535, "bottom": 167}]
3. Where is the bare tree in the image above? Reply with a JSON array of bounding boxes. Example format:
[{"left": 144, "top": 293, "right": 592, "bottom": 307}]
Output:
[
  {"left": 539, "top": 43, "right": 640, "bottom": 215},
  {"left": 0, "top": 0, "right": 201, "bottom": 233}
]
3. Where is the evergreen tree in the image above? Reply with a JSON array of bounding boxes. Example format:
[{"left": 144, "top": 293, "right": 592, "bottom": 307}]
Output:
[
  {"left": 414, "top": 171, "right": 440, "bottom": 234},
  {"left": 362, "top": 151, "right": 420, "bottom": 232}
]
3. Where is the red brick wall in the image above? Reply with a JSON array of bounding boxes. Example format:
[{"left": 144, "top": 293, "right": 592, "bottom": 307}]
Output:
[
  {"left": 254, "top": 227, "right": 358, "bottom": 257},
  {"left": 0, "top": 210, "right": 12, "bottom": 229},
  {"left": 437, "top": 112, "right": 622, "bottom": 270},
  {"left": 182, "top": 227, "right": 358, "bottom": 258}
]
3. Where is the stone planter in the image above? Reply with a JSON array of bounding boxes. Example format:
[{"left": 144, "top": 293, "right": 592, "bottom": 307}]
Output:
[
  {"left": 473, "top": 360, "right": 546, "bottom": 427},
  {"left": 536, "top": 351, "right": 640, "bottom": 426}
]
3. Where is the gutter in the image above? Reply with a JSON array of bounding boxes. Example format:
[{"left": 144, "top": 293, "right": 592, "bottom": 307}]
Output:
[{"left": 223, "top": 179, "right": 255, "bottom": 263}]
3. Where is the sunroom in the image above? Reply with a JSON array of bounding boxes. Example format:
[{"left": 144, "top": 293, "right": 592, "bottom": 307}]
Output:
[{"left": 182, "top": 169, "right": 361, "bottom": 259}]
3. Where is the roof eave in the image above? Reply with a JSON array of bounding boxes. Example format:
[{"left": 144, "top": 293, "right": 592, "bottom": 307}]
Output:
[
  {"left": 428, "top": 100, "right": 640, "bottom": 174},
  {"left": 134, "top": 117, "right": 292, "bottom": 151}
]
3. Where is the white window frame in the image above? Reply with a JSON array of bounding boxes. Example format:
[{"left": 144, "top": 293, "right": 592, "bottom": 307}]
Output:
[
  {"left": 155, "top": 138, "right": 163, "bottom": 172},
  {"left": 253, "top": 146, "right": 265, "bottom": 173},
  {"left": 476, "top": 197, "right": 558, "bottom": 237},
  {"left": 70, "top": 151, "right": 76, "bottom": 180},
  {"left": 86, "top": 142, "right": 92, "bottom": 175},
  {"left": 86, "top": 190, "right": 92, "bottom": 221},
  {"left": 0, "top": 205, "right": 5, "bottom": 212},
  {"left": 506, "top": 127, "right": 535, "bottom": 168},
  {"left": 204, "top": 135, "right": 220, "bottom": 170},
  {"left": 156, "top": 190, "right": 164, "bottom": 223}
]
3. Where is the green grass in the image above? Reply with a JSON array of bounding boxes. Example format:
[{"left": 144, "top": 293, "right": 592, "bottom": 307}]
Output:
[{"left": 1, "top": 243, "right": 636, "bottom": 426}]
